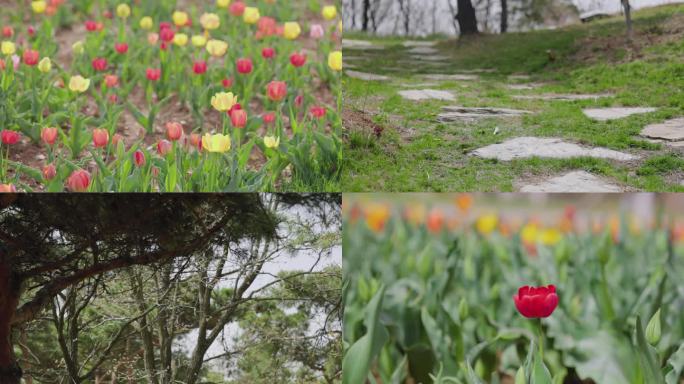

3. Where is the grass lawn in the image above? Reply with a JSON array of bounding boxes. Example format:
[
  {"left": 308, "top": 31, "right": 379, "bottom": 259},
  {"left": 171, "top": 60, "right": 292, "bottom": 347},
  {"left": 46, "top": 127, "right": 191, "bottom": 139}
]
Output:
[{"left": 341, "top": 4, "right": 684, "bottom": 192}]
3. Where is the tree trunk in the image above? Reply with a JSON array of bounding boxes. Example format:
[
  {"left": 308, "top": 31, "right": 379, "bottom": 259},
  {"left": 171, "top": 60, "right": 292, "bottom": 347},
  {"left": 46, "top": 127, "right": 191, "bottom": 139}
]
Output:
[
  {"left": 622, "top": 0, "right": 633, "bottom": 42},
  {"left": 0, "top": 256, "right": 22, "bottom": 384},
  {"left": 362, "top": 0, "right": 370, "bottom": 31},
  {"left": 456, "top": 0, "right": 479, "bottom": 35},
  {"left": 500, "top": 0, "right": 508, "bottom": 33}
]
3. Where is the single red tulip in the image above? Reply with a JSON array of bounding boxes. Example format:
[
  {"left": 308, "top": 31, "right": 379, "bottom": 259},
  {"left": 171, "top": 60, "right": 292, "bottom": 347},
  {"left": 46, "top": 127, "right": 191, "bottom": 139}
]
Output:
[
  {"left": 66, "top": 169, "right": 90, "bottom": 192},
  {"left": 193, "top": 60, "right": 207, "bottom": 75},
  {"left": 262, "top": 47, "right": 275, "bottom": 59},
  {"left": 1, "top": 130, "right": 20, "bottom": 145},
  {"left": 92, "top": 128, "right": 109, "bottom": 148},
  {"left": 166, "top": 122, "right": 183, "bottom": 141},
  {"left": 513, "top": 285, "right": 558, "bottom": 318},
  {"left": 146, "top": 68, "right": 161, "bottom": 81},
  {"left": 229, "top": 1, "right": 246, "bottom": 16},
  {"left": 157, "top": 139, "right": 172, "bottom": 155},
  {"left": 159, "top": 27, "right": 175, "bottom": 43},
  {"left": 41, "top": 127, "right": 58, "bottom": 145},
  {"left": 42, "top": 163, "right": 56, "bottom": 180},
  {"left": 230, "top": 109, "right": 247, "bottom": 128},
  {"left": 263, "top": 112, "right": 276, "bottom": 124},
  {"left": 310, "top": 106, "right": 327, "bottom": 119},
  {"left": 133, "top": 150, "right": 145, "bottom": 167},
  {"left": 2, "top": 26, "right": 14, "bottom": 38},
  {"left": 236, "top": 58, "right": 253, "bottom": 74},
  {"left": 266, "top": 81, "right": 287, "bottom": 102},
  {"left": 222, "top": 78, "right": 233, "bottom": 88},
  {"left": 23, "top": 50, "right": 40, "bottom": 66},
  {"left": 115, "top": 42, "right": 128, "bottom": 54},
  {"left": 85, "top": 20, "right": 98, "bottom": 32},
  {"left": 92, "top": 57, "right": 107, "bottom": 71},
  {"left": 289, "top": 52, "right": 307, "bottom": 67}
]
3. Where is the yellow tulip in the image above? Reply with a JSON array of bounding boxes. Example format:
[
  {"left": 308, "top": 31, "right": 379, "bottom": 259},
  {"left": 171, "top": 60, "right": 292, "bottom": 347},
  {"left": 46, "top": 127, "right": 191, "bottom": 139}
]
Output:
[
  {"left": 69, "top": 75, "right": 91, "bottom": 93},
  {"left": 211, "top": 92, "right": 238, "bottom": 112},
  {"left": 217, "top": 0, "right": 231, "bottom": 8},
  {"left": 476, "top": 214, "right": 498, "bottom": 235},
  {"left": 200, "top": 13, "right": 221, "bottom": 30},
  {"left": 365, "top": 204, "right": 390, "bottom": 232},
  {"left": 243, "top": 7, "right": 260, "bottom": 24},
  {"left": 172, "top": 11, "right": 189, "bottom": 27},
  {"left": 139, "top": 16, "right": 153, "bottom": 30},
  {"left": 540, "top": 228, "right": 562, "bottom": 246},
  {"left": 322, "top": 6, "right": 337, "bottom": 20},
  {"left": 192, "top": 35, "right": 207, "bottom": 47},
  {"left": 116, "top": 3, "right": 131, "bottom": 19},
  {"left": 328, "top": 51, "right": 342, "bottom": 71},
  {"left": 31, "top": 1, "right": 46, "bottom": 14},
  {"left": 1, "top": 41, "right": 16, "bottom": 56},
  {"left": 202, "top": 133, "right": 231, "bottom": 153},
  {"left": 264, "top": 136, "right": 280, "bottom": 149},
  {"left": 206, "top": 39, "right": 228, "bottom": 57},
  {"left": 283, "top": 22, "right": 301, "bottom": 40},
  {"left": 72, "top": 41, "right": 84, "bottom": 55},
  {"left": 521, "top": 223, "right": 538, "bottom": 244},
  {"left": 173, "top": 33, "right": 188, "bottom": 46},
  {"left": 38, "top": 57, "right": 52, "bottom": 73}
]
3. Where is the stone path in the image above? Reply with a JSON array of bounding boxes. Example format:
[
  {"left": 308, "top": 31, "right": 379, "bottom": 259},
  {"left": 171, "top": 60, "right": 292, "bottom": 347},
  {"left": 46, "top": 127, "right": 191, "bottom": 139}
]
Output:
[
  {"left": 438, "top": 106, "right": 531, "bottom": 121},
  {"left": 345, "top": 70, "right": 390, "bottom": 81},
  {"left": 398, "top": 89, "right": 456, "bottom": 101},
  {"left": 422, "top": 74, "right": 479, "bottom": 81},
  {"left": 402, "top": 41, "right": 438, "bottom": 47},
  {"left": 640, "top": 118, "right": 684, "bottom": 142},
  {"left": 507, "top": 83, "right": 545, "bottom": 90},
  {"left": 471, "top": 137, "right": 638, "bottom": 161},
  {"left": 520, "top": 171, "right": 623, "bottom": 192},
  {"left": 342, "top": 39, "right": 383, "bottom": 49},
  {"left": 513, "top": 93, "right": 613, "bottom": 101},
  {"left": 582, "top": 107, "right": 657, "bottom": 121}
]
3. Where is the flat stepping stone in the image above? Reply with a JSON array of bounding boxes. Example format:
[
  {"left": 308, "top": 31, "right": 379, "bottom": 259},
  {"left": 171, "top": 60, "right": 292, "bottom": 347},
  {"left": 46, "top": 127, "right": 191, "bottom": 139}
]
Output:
[
  {"left": 520, "top": 171, "right": 623, "bottom": 192},
  {"left": 342, "top": 39, "right": 383, "bottom": 49},
  {"left": 472, "top": 137, "right": 638, "bottom": 161},
  {"left": 409, "top": 55, "right": 451, "bottom": 62},
  {"left": 513, "top": 93, "right": 613, "bottom": 101},
  {"left": 407, "top": 46, "right": 439, "bottom": 54},
  {"left": 398, "top": 89, "right": 456, "bottom": 101},
  {"left": 507, "top": 83, "right": 544, "bottom": 90},
  {"left": 438, "top": 106, "right": 531, "bottom": 121},
  {"left": 582, "top": 107, "right": 657, "bottom": 121},
  {"left": 509, "top": 74, "right": 532, "bottom": 80},
  {"left": 422, "top": 74, "right": 479, "bottom": 81},
  {"left": 345, "top": 70, "right": 390, "bottom": 81},
  {"left": 640, "top": 118, "right": 684, "bottom": 142},
  {"left": 402, "top": 41, "right": 437, "bottom": 47}
]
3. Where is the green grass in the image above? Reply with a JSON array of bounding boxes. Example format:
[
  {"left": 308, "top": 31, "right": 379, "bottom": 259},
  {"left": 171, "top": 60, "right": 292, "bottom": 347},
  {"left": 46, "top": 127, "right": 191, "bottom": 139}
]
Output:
[{"left": 342, "top": 4, "right": 684, "bottom": 192}]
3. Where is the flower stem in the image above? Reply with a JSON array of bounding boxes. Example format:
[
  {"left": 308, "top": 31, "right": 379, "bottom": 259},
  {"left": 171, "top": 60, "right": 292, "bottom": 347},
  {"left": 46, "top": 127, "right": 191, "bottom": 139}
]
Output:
[{"left": 538, "top": 318, "right": 544, "bottom": 362}]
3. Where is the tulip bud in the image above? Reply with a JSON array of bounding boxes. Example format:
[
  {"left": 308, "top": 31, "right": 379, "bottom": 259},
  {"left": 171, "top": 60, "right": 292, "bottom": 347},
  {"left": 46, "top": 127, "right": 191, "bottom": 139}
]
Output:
[
  {"left": 72, "top": 41, "right": 84, "bottom": 55},
  {"left": 38, "top": 57, "right": 51, "bottom": 73},
  {"left": 458, "top": 297, "right": 469, "bottom": 321},
  {"left": 133, "top": 150, "right": 145, "bottom": 167},
  {"left": 42, "top": 163, "right": 56, "bottom": 180},
  {"left": 598, "top": 232, "right": 611, "bottom": 265},
  {"left": 645, "top": 309, "right": 661, "bottom": 345}
]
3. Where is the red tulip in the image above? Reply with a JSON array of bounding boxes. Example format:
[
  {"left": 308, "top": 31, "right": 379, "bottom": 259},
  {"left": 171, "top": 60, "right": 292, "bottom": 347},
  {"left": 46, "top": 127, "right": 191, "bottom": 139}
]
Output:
[
  {"left": 133, "top": 150, "right": 145, "bottom": 167},
  {"left": 266, "top": 81, "right": 287, "bottom": 102},
  {"left": 262, "top": 47, "right": 275, "bottom": 59},
  {"left": 230, "top": 109, "right": 247, "bottom": 128},
  {"left": 236, "top": 58, "right": 253, "bottom": 75},
  {"left": 23, "top": 50, "right": 40, "bottom": 66},
  {"left": 189, "top": 133, "right": 202, "bottom": 151},
  {"left": 159, "top": 27, "right": 175, "bottom": 42},
  {"left": 193, "top": 60, "right": 207, "bottom": 75},
  {"left": 92, "top": 57, "right": 107, "bottom": 71},
  {"left": 229, "top": 1, "right": 246, "bottom": 16},
  {"left": 222, "top": 78, "right": 233, "bottom": 88},
  {"left": 66, "top": 169, "right": 90, "bottom": 192},
  {"left": 85, "top": 20, "right": 98, "bottom": 31},
  {"left": 42, "top": 163, "right": 56, "bottom": 180},
  {"left": 92, "top": 128, "right": 109, "bottom": 148},
  {"left": 41, "top": 127, "right": 58, "bottom": 145},
  {"left": 104, "top": 74, "right": 119, "bottom": 88},
  {"left": 2, "top": 26, "right": 13, "bottom": 38},
  {"left": 310, "top": 106, "right": 327, "bottom": 119},
  {"left": 166, "top": 122, "right": 183, "bottom": 141},
  {"left": 295, "top": 95, "right": 304, "bottom": 108},
  {"left": 146, "top": 68, "right": 161, "bottom": 81},
  {"left": 263, "top": 112, "right": 276, "bottom": 124},
  {"left": 1, "top": 130, "right": 20, "bottom": 145},
  {"left": 513, "top": 285, "right": 558, "bottom": 318},
  {"left": 27, "top": 26, "right": 36, "bottom": 37},
  {"left": 159, "top": 22, "right": 173, "bottom": 31},
  {"left": 289, "top": 52, "right": 307, "bottom": 67},
  {"left": 157, "top": 139, "right": 172, "bottom": 155},
  {"left": 115, "top": 42, "right": 128, "bottom": 54}
]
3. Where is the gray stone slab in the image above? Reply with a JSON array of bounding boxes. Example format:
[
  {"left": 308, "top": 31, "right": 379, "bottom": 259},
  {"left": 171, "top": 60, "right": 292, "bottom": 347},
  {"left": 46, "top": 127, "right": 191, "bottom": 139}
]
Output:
[
  {"left": 520, "top": 171, "right": 623, "bottom": 192},
  {"left": 640, "top": 118, "right": 684, "bottom": 141},
  {"left": 342, "top": 39, "right": 383, "bottom": 49},
  {"left": 407, "top": 46, "right": 439, "bottom": 54},
  {"left": 507, "top": 83, "right": 544, "bottom": 90},
  {"left": 513, "top": 93, "right": 613, "bottom": 101},
  {"left": 471, "top": 137, "right": 638, "bottom": 161},
  {"left": 345, "top": 70, "right": 390, "bottom": 81},
  {"left": 422, "top": 74, "right": 479, "bottom": 81},
  {"left": 402, "top": 40, "right": 438, "bottom": 47},
  {"left": 409, "top": 54, "right": 450, "bottom": 62},
  {"left": 398, "top": 89, "right": 456, "bottom": 101},
  {"left": 509, "top": 74, "right": 532, "bottom": 81},
  {"left": 582, "top": 107, "right": 657, "bottom": 121},
  {"left": 438, "top": 106, "right": 531, "bottom": 121}
]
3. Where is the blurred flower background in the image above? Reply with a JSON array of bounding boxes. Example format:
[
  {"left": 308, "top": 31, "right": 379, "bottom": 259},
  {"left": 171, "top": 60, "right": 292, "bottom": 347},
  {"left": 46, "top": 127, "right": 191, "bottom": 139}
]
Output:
[{"left": 342, "top": 193, "right": 684, "bottom": 384}]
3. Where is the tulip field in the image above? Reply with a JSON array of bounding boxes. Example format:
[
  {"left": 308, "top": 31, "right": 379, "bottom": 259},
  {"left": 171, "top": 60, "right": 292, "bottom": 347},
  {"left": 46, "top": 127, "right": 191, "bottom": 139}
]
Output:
[
  {"left": 0, "top": 0, "right": 342, "bottom": 192},
  {"left": 342, "top": 194, "right": 684, "bottom": 384}
]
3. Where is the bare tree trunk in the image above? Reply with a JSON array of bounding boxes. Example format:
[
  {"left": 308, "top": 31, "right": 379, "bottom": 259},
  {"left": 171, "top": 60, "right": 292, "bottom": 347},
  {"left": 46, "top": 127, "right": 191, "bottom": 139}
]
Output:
[
  {"left": 456, "top": 0, "right": 479, "bottom": 35},
  {"left": 0, "top": 255, "right": 22, "bottom": 384},
  {"left": 130, "top": 271, "right": 159, "bottom": 384},
  {"left": 500, "top": 0, "right": 508, "bottom": 33},
  {"left": 362, "top": 0, "right": 370, "bottom": 31},
  {"left": 622, "top": 0, "right": 633, "bottom": 42},
  {"left": 350, "top": 0, "right": 357, "bottom": 29}
]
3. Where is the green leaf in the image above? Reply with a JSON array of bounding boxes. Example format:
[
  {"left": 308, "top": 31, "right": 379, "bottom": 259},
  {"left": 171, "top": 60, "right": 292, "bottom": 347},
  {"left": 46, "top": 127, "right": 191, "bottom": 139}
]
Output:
[
  {"left": 531, "top": 349, "right": 552, "bottom": 384},
  {"left": 421, "top": 307, "right": 459, "bottom": 376},
  {"left": 665, "top": 342, "right": 684, "bottom": 384},
  {"left": 635, "top": 315, "right": 665, "bottom": 384},
  {"left": 342, "top": 286, "right": 389, "bottom": 384}
]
